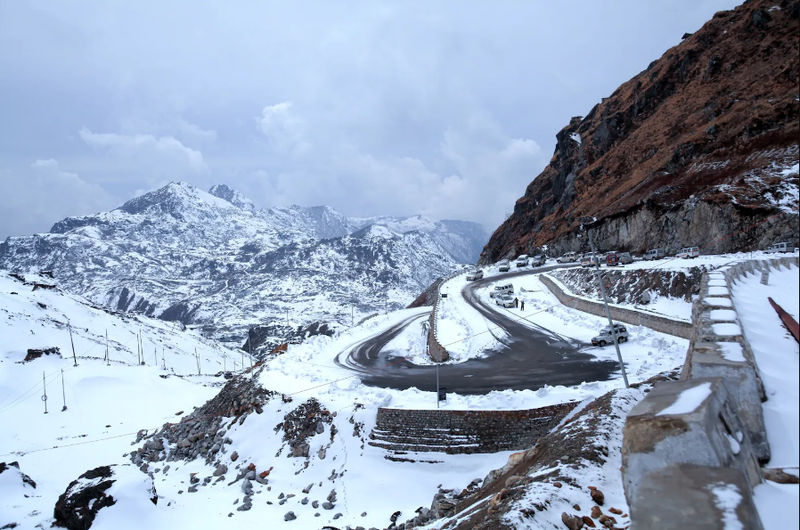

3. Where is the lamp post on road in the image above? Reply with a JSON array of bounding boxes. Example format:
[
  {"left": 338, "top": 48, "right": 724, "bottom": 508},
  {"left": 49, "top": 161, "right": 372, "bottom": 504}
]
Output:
[{"left": 580, "top": 220, "right": 630, "bottom": 388}]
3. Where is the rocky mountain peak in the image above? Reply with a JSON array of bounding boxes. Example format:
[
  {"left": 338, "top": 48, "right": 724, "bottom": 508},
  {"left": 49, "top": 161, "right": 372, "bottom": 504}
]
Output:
[
  {"left": 208, "top": 184, "right": 256, "bottom": 212},
  {"left": 118, "top": 181, "right": 234, "bottom": 217},
  {"left": 480, "top": 0, "right": 799, "bottom": 263}
]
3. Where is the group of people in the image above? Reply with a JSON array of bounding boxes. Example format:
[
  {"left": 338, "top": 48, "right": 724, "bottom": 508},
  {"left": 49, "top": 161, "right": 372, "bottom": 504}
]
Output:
[{"left": 513, "top": 297, "right": 525, "bottom": 310}]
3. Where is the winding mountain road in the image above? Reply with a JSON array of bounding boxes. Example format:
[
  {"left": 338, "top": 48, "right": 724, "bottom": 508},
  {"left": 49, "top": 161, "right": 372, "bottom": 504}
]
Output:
[{"left": 336, "top": 264, "right": 620, "bottom": 394}]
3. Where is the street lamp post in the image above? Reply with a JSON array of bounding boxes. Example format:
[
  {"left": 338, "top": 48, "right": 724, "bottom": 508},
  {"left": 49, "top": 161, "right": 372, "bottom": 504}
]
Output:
[{"left": 583, "top": 222, "right": 630, "bottom": 388}]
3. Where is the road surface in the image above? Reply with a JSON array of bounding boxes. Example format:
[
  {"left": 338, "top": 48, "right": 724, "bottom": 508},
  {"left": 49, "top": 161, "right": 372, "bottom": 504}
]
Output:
[{"left": 336, "top": 264, "right": 620, "bottom": 394}]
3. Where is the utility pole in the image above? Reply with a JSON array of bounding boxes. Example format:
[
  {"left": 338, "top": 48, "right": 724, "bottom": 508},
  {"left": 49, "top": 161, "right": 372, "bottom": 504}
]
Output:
[
  {"left": 105, "top": 330, "right": 110, "bottom": 366},
  {"left": 68, "top": 323, "right": 78, "bottom": 367},
  {"left": 435, "top": 362, "right": 440, "bottom": 410},
  {"left": 351, "top": 304, "right": 354, "bottom": 328},
  {"left": 585, "top": 225, "right": 629, "bottom": 388},
  {"left": 60, "top": 369, "right": 67, "bottom": 411},
  {"left": 153, "top": 347, "right": 157, "bottom": 366},
  {"left": 195, "top": 348, "right": 201, "bottom": 375},
  {"left": 248, "top": 336, "right": 254, "bottom": 368},
  {"left": 42, "top": 371, "right": 48, "bottom": 414},
  {"left": 162, "top": 348, "right": 166, "bottom": 370}
]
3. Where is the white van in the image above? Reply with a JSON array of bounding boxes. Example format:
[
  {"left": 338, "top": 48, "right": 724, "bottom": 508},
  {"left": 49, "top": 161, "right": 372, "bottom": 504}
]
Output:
[
  {"left": 497, "top": 259, "right": 510, "bottom": 272},
  {"left": 644, "top": 248, "right": 666, "bottom": 260},
  {"left": 766, "top": 242, "right": 789, "bottom": 253},
  {"left": 677, "top": 246, "right": 700, "bottom": 258},
  {"left": 515, "top": 254, "right": 529, "bottom": 267},
  {"left": 490, "top": 283, "right": 514, "bottom": 298}
]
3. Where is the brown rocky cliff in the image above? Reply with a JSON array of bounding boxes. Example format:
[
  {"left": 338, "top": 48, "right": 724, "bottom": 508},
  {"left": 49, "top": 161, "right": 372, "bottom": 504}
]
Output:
[{"left": 480, "top": 0, "right": 799, "bottom": 263}]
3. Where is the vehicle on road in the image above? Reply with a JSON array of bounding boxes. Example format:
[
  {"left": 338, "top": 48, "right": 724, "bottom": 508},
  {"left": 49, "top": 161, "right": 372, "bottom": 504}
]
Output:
[
  {"left": 515, "top": 254, "right": 529, "bottom": 267},
  {"left": 591, "top": 323, "right": 628, "bottom": 346},
  {"left": 497, "top": 259, "right": 510, "bottom": 272},
  {"left": 495, "top": 293, "right": 516, "bottom": 308},
  {"left": 466, "top": 269, "right": 484, "bottom": 281},
  {"left": 490, "top": 283, "right": 514, "bottom": 298},
  {"left": 766, "top": 242, "right": 789, "bottom": 253},
  {"left": 644, "top": 248, "right": 666, "bottom": 260},
  {"left": 618, "top": 252, "right": 633, "bottom": 264},
  {"left": 580, "top": 253, "right": 600, "bottom": 267},
  {"left": 606, "top": 251, "right": 619, "bottom": 266},
  {"left": 677, "top": 246, "right": 700, "bottom": 258},
  {"left": 557, "top": 251, "right": 578, "bottom": 263},
  {"left": 530, "top": 254, "right": 546, "bottom": 267}
]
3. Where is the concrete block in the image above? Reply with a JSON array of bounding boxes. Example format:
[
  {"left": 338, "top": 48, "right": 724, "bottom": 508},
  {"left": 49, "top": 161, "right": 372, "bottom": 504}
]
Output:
[
  {"left": 622, "top": 378, "right": 762, "bottom": 508},
  {"left": 631, "top": 464, "right": 763, "bottom": 530},
  {"left": 687, "top": 341, "right": 770, "bottom": 463}
]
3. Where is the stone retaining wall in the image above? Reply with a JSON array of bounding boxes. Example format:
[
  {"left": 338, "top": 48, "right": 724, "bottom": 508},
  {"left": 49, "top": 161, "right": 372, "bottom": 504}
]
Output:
[
  {"left": 539, "top": 274, "right": 693, "bottom": 339},
  {"left": 621, "top": 255, "right": 797, "bottom": 529},
  {"left": 368, "top": 402, "right": 578, "bottom": 454}
]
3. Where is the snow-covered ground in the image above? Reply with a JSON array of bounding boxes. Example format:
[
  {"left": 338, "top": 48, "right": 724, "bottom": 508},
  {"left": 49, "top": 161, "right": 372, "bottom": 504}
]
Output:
[
  {"left": 0, "top": 271, "right": 231, "bottom": 528},
  {"left": 731, "top": 262, "right": 799, "bottom": 527},
  {"left": 2, "top": 253, "right": 795, "bottom": 528}
]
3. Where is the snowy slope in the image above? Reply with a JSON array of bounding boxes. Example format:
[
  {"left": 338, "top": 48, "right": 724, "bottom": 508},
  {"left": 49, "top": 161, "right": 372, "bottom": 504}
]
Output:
[{"left": 0, "top": 270, "right": 233, "bottom": 529}]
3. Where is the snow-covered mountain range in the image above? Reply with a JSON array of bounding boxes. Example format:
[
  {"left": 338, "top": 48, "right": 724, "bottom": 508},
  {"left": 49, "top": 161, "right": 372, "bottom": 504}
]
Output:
[{"left": 0, "top": 182, "right": 487, "bottom": 352}]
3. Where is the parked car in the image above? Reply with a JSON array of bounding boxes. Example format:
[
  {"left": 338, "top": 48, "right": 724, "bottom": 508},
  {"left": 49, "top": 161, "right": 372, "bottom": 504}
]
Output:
[
  {"left": 606, "top": 251, "right": 619, "bottom": 266},
  {"left": 618, "top": 252, "right": 633, "bottom": 264},
  {"left": 676, "top": 246, "right": 700, "bottom": 258},
  {"left": 530, "top": 254, "right": 546, "bottom": 267},
  {"left": 766, "top": 242, "right": 789, "bottom": 253},
  {"left": 466, "top": 269, "right": 484, "bottom": 281},
  {"left": 557, "top": 251, "right": 577, "bottom": 263},
  {"left": 497, "top": 259, "right": 510, "bottom": 272},
  {"left": 644, "top": 248, "right": 666, "bottom": 260},
  {"left": 580, "top": 253, "right": 600, "bottom": 267},
  {"left": 516, "top": 254, "right": 529, "bottom": 267},
  {"left": 591, "top": 323, "right": 629, "bottom": 346},
  {"left": 490, "top": 283, "right": 514, "bottom": 298},
  {"left": 495, "top": 293, "right": 516, "bottom": 308}
]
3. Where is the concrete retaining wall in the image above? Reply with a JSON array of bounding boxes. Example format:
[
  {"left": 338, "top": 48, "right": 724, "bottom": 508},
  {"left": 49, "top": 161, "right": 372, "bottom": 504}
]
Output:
[
  {"left": 622, "top": 255, "right": 798, "bottom": 529},
  {"left": 539, "top": 274, "right": 693, "bottom": 339},
  {"left": 368, "top": 402, "right": 578, "bottom": 454}
]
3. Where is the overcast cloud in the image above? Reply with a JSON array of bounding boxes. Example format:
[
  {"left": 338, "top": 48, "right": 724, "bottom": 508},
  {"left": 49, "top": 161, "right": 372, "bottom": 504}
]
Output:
[{"left": 0, "top": 1, "right": 741, "bottom": 239}]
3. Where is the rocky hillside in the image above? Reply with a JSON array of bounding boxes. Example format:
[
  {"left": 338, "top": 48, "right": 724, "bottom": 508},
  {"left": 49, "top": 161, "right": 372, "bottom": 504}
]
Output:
[
  {"left": 0, "top": 182, "right": 485, "bottom": 353},
  {"left": 480, "top": 0, "right": 799, "bottom": 264}
]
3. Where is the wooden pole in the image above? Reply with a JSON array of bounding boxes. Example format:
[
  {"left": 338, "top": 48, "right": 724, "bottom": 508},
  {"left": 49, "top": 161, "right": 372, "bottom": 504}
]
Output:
[
  {"left": 105, "top": 329, "right": 110, "bottom": 366},
  {"left": 68, "top": 323, "right": 78, "bottom": 367},
  {"left": 42, "top": 371, "right": 48, "bottom": 414},
  {"left": 61, "top": 369, "right": 67, "bottom": 412}
]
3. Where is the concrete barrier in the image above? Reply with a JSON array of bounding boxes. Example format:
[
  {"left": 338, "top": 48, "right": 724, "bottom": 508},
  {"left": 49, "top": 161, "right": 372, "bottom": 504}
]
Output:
[
  {"left": 632, "top": 464, "right": 764, "bottom": 530},
  {"left": 539, "top": 274, "right": 693, "bottom": 339},
  {"left": 621, "top": 255, "right": 797, "bottom": 528},
  {"left": 622, "top": 378, "right": 762, "bottom": 500}
]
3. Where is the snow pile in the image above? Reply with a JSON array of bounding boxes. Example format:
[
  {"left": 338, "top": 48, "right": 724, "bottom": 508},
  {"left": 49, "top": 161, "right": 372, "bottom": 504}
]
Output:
[{"left": 732, "top": 263, "right": 799, "bottom": 526}]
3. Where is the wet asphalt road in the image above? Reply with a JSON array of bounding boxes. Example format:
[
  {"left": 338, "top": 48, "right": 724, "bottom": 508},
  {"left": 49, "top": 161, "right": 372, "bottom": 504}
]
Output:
[{"left": 336, "top": 264, "right": 620, "bottom": 394}]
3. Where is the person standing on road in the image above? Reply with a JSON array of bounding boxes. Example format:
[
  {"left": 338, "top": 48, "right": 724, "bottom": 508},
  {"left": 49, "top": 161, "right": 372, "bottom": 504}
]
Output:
[
  {"left": 514, "top": 297, "right": 519, "bottom": 308},
  {"left": 521, "top": 300, "right": 525, "bottom": 311}
]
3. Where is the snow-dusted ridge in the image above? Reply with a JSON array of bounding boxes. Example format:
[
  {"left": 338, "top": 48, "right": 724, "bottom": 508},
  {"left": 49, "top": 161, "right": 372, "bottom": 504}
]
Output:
[{"left": 0, "top": 182, "right": 488, "bottom": 352}]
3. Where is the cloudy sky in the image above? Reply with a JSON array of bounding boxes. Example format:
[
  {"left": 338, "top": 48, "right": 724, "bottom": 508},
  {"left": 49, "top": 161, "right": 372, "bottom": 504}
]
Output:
[{"left": 0, "top": 0, "right": 740, "bottom": 239}]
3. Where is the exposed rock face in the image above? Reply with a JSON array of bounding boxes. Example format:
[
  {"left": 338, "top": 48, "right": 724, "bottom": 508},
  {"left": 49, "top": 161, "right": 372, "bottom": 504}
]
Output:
[
  {"left": 480, "top": 0, "right": 799, "bottom": 263},
  {"left": 53, "top": 465, "right": 157, "bottom": 530}
]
